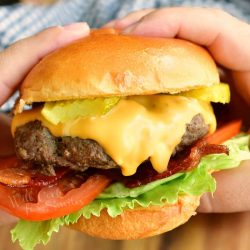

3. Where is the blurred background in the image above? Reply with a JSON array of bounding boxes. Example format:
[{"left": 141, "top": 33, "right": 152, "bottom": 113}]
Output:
[{"left": 0, "top": 0, "right": 56, "bottom": 4}]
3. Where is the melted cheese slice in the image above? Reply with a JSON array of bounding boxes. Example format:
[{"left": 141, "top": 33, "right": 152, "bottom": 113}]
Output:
[{"left": 12, "top": 95, "right": 216, "bottom": 176}]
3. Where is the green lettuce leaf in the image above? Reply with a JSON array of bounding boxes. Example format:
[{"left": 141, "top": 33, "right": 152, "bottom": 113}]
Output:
[
  {"left": 11, "top": 219, "right": 64, "bottom": 250},
  {"left": 11, "top": 134, "right": 250, "bottom": 250}
]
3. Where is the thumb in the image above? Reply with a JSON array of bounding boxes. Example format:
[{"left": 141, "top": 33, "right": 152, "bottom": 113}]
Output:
[
  {"left": 0, "top": 22, "right": 90, "bottom": 106},
  {"left": 198, "top": 160, "right": 250, "bottom": 213}
]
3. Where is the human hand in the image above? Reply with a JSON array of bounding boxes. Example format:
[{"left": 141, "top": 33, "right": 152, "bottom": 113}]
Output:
[
  {"left": 105, "top": 7, "right": 250, "bottom": 212},
  {"left": 0, "top": 22, "right": 90, "bottom": 106},
  {"left": 0, "top": 22, "right": 90, "bottom": 223}
]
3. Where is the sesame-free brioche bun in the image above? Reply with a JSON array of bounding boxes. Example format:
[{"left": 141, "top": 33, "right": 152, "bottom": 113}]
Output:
[
  {"left": 70, "top": 195, "right": 200, "bottom": 239},
  {"left": 15, "top": 28, "right": 219, "bottom": 113}
]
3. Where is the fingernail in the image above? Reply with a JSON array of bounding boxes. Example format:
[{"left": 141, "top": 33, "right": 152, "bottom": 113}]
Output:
[{"left": 63, "top": 22, "right": 89, "bottom": 32}]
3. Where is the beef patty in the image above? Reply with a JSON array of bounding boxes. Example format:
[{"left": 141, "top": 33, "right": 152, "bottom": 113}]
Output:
[{"left": 14, "top": 114, "right": 209, "bottom": 175}]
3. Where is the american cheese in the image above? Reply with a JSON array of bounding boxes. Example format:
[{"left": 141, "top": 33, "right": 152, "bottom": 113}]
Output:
[{"left": 12, "top": 95, "right": 216, "bottom": 176}]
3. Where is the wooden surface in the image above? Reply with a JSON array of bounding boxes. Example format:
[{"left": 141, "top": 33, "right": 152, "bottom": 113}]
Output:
[{"left": 0, "top": 212, "right": 250, "bottom": 250}]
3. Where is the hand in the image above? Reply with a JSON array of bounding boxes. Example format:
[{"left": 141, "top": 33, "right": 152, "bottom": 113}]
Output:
[
  {"left": 105, "top": 7, "right": 250, "bottom": 212},
  {"left": 0, "top": 22, "right": 90, "bottom": 106},
  {"left": 0, "top": 22, "right": 90, "bottom": 223}
]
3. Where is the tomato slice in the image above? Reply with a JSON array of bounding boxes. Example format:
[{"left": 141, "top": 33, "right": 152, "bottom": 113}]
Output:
[
  {"left": 0, "top": 157, "right": 111, "bottom": 221},
  {"left": 0, "top": 174, "right": 110, "bottom": 221},
  {"left": 205, "top": 120, "right": 242, "bottom": 144}
]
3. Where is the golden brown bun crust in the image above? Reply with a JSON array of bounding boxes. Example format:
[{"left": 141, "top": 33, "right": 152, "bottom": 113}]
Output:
[
  {"left": 15, "top": 28, "right": 219, "bottom": 113},
  {"left": 70, "top": 195, "right": 199, "bottom": 240}
]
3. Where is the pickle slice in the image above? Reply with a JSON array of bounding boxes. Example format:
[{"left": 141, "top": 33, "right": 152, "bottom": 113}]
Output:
[
  {"left": 41, "top": 97, "right": 120, "bottom": 125},
  {"left": 180, "top": 83, "right": 230, "bottom": 104}
]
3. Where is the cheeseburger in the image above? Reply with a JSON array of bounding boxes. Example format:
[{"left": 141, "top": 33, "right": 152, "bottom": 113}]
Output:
[{"left": 0, "top": 29, "right": 249, "bottom": 249}]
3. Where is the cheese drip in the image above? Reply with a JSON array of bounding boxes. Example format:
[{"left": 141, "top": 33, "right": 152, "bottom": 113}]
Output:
[{"left": 12, "top": 95, "right": 216, "bottom": 176}]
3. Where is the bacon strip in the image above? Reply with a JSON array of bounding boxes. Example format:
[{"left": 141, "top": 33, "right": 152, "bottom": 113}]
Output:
[
  {"left": 120, "top": 139, "right": 229, "bottom": 188},
  {"left": 0, "top": 160, "right": 68, "bottom": 188},
  {"left": 0, "top": 168, "right": 31, "bottom": 187}
]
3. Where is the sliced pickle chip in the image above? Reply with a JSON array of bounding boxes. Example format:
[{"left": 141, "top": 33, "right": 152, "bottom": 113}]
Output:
[
  {"left": 180, "top": 83, "right": 230, "bottom": 104},
  {"left": 41, "top": 97, "right": 120, "bottom": 125}
]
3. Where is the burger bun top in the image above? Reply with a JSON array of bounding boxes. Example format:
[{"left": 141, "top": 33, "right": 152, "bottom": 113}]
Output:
[{"left": 15, "top": 28, "right": 219, "bottom": 113}]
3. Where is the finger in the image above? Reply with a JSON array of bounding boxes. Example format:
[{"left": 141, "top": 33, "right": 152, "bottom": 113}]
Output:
[
  {"left": 122, "top": 7, "right": 250, "bottom": 71},
  {"left": 103, "top": 8, "right": 154, "bottom": 29},
  {"left": 0, "top": 22, "right": 90, "bottom": 106},
  {"left": 198, "top": 160, "right": 250, "bottom": 212}
]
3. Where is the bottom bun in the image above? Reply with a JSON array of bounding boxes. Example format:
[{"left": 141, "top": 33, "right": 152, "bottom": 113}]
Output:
[{"left": 70, "top": 195, "right": 200, "bottom": 240}]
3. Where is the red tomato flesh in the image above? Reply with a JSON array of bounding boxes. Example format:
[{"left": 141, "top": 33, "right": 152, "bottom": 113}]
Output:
[{"left": 205, "top": 119, "right": 242, "bottom": 144}]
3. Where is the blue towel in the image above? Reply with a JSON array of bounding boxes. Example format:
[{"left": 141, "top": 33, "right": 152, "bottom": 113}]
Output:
[{"left": 1, "top": 0, "right": 250, "bottom": 111}]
